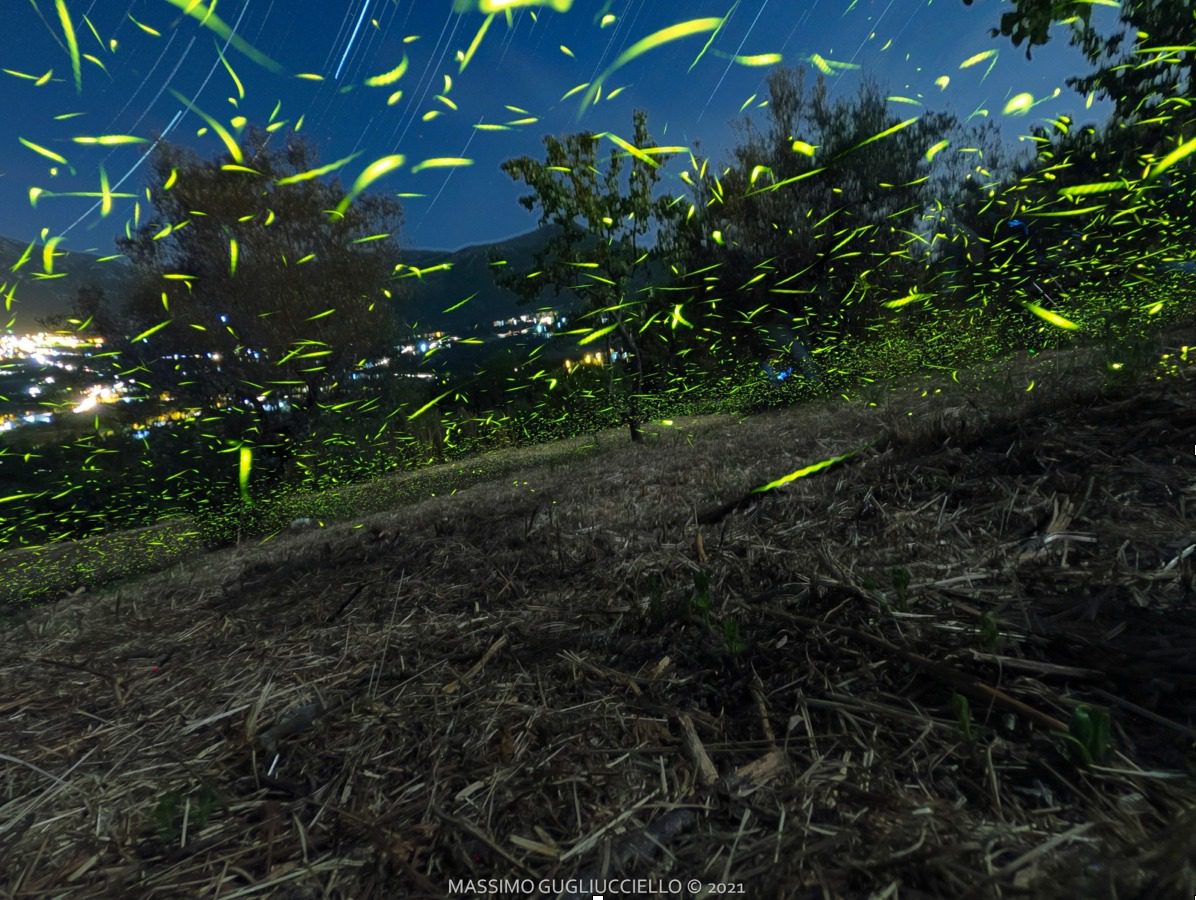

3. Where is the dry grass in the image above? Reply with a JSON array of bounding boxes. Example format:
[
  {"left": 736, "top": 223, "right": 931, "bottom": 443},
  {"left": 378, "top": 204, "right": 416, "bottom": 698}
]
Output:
[
  {"left": 1, "top": 327, "right": 1194, "bottom": 898},
  {"left": 0, "top": 423, "right": 707, "bottom": 611}
]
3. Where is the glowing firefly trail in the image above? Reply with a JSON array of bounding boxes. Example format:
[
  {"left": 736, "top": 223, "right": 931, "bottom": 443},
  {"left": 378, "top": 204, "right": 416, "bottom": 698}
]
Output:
[
  {"left": 416, "top": 121, "right": 482, "bottom": 232},
  {"left": 389, "top": 10, "right": 464, "bottom": 151},
  {"left": 61, "top": 0, "right": 252, "bottom": 236}
]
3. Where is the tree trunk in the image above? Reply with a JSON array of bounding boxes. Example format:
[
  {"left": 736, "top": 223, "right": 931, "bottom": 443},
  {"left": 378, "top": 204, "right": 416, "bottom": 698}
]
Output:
[
  {"left": 248, "top": 396, "right": 291, "bottom": 486},
  {"left": 615, "top": 317, "right": 645, "bottom": 444}
]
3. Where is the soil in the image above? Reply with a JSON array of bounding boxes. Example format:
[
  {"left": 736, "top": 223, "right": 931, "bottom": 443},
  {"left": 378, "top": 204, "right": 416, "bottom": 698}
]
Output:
[{"left": 1, "top": 330, "right": 1194, "bottom": 898}]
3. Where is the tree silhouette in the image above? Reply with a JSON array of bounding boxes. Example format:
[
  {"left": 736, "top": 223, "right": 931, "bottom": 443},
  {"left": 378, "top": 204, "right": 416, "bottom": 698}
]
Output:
[
  {"left": 663, "top": 67, "right": 966, "bottom": 365},
  {"left": 964, "top": 0, "right": 1195, "bottom": 167},
  {"left": 115, "top": 130, "right": 404, "bottom": 460},
  {"left": 497, "top": 109, "right": 676, "bottom": 442}
]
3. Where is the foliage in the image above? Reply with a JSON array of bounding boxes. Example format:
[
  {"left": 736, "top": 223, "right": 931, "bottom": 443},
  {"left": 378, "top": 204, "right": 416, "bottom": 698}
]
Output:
[
  {"left": 953, "top": 693, "right": 975, "bottom": 743},
  {"left": 113, "top": 131, "right": 405, "bottom": 455},
  {"left": 966, "top": 0, "right": 1196, "bottom": 165},
  {"left": 153, "top": 784, "right": 220, "bottom": 844},
  {"left": 962, "top": 0, "right": 1098, "bottom": 58},
  {"left": 5, "top": 3, "right": 1195, "bottom": 560},
  {"left": 977, "top": 613, "right": 1001, "bottom": 651},
  {"left": 662, "top": 67, "right": 987, "bottom": 368},
  {"left": 497, "top": 109, "right": 677, "bottom": 441},
  {"left": 1065, "top": 704, "right": 1112, "bottom": 766}
]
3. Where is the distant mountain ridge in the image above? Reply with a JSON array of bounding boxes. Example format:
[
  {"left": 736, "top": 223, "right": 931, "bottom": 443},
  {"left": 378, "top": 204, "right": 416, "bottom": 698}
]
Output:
[
  {"left": 0, "top": 236, "right": 130, "bottom": 333},
  {"left": 0, "top": 227, "right": 576, "bottom": 336},
  {"left": 394, "top": 225, "right": 578, "bottom": 333}
]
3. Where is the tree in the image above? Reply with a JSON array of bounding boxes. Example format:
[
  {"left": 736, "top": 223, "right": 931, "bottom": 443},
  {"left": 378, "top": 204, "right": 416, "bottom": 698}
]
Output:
[
  {"left": 968, "top": 0, "right": 1196, "bottom": 320},
  {"left": 964, "top": 0, "right": 1196, "bottom": 167},
  {"left": 497, "top": 109, "right": 677, "bottom": 442},
  {"left": 662, "top": 67, "right": 966, "bottom": 365},
  {"left": 115, "top": 130, "right": 404, "bottom": 462},
  {"left": 41, "top": 282, "right": 130, "bottom": 337}
]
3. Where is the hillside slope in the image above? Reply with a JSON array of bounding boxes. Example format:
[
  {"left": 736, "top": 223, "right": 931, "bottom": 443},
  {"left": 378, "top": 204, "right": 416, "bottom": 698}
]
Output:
[{"left": 1, "top": 332, "right": 1193, "bottom": 897}]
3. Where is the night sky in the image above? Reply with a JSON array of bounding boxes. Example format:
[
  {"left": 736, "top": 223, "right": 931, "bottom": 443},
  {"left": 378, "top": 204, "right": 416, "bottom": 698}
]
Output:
[{"left": 1, "top": 0, "right": 1117, "bottom": 256}]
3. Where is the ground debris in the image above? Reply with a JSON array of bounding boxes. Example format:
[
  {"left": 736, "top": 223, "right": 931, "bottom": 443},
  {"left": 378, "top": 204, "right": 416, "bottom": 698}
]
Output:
[{"left": 2, "top": 333, "right": 1194, "bottom": 897}]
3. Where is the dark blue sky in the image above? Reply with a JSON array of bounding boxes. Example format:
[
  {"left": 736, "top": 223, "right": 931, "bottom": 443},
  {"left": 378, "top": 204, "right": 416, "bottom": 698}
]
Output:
[{"left": 2, "top": 0, "right": 1116, "bottom": 255}]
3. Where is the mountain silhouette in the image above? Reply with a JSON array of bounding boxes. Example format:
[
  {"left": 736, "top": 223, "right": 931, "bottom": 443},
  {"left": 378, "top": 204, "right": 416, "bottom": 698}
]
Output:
[
  {"left": 0, "top": 235, "right": 131, "bottom": 332},
  {"left": 0, "top": 227, "right": 576, "bottom": 336}
]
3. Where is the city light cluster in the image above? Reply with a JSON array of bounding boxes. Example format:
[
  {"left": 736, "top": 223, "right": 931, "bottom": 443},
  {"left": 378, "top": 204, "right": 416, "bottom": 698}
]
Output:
[{"left": 0, "top": 331, "right": 104, "bottom": 360}]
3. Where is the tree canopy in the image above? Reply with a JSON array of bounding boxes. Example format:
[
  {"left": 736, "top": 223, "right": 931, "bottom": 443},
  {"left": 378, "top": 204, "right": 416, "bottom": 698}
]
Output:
[
  {"left": 497, "top": 109, "right": 677, "bottom": 441},
  {"left": 663, "top": 67, "right": 976, "bottom": 360},
  {"left": 966, "top": 0, "right": 1195, "bottom": 154},
  {"left": 114, "top": 130, "right": 404, "bottom": 448},
  {"left": 958, "top": 0, "right": 1196, "bottom": 305}
]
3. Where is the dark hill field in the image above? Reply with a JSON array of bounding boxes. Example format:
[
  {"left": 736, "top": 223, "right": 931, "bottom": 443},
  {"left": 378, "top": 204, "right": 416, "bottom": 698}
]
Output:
[{"left": 1, "top": 328, "right": 1193, "bottom": 897}]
